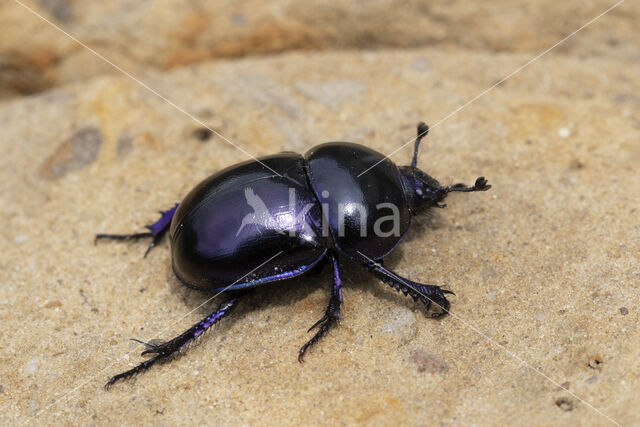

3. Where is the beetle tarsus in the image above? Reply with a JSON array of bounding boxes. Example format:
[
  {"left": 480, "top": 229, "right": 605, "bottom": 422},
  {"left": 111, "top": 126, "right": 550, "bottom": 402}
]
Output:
[
  {"left": 298, "top": 252, "right": 342, "bottom": 362},
  {"left": 95, "top": 232, "right": 153, "bottom": 243},
  {"left": 105, "top": 353, "right": 164, "bottom": 390},
  {"left": 95, "top": 203, "right": 178, "bottom": 257},
  {"left": 411, "top": 122, "right": 430, "bottom": 170},
  {"left": 299, "top": 314, "right": 338, "bottom": 362},
  {"left": 105, "top": 292, "right": 246, "bottom": 388},
  {"left": 142, "top": 234, "right": 164, "bottom": 258}
]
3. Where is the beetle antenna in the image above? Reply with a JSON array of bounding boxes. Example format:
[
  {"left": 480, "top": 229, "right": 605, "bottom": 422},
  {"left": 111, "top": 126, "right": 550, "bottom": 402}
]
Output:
[
  {"left": 412, "top": 122, "right": 429, "bottom": 170},
  {"left": 412, "top": 122, "right": 429, "bottom": 189}
]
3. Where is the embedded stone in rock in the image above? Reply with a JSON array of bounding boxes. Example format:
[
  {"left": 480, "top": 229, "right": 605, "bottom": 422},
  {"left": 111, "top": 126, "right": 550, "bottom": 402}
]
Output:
[{"left": 39, "top": 126, "right": 103, "bottom": 179}]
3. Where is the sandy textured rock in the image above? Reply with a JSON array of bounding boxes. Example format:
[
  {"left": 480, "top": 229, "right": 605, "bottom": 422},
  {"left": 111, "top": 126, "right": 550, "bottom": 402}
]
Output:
[
  {"left": 1, "top": 46, "right": 639, "bottom": 425},
  {"left": 1, "top": 0, "right": 639, "bottom": 97}
]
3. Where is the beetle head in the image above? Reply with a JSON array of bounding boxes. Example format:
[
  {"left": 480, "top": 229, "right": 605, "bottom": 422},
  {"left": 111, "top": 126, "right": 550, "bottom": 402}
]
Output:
[
  {"left": 399, "top": 165, "right": 448, "bottom": 213},
  {"left": 400, "top": 122, "right": 491, "bottom": 214},
  {"left": 399, "top": 122, "right": 445, "bottom": 213}
]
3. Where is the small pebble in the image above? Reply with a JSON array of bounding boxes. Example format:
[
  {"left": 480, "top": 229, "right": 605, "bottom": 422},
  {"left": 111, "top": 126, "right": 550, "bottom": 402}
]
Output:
[
  {"left": 558, "top": 127, "right": 571, "bottom": 138},
  {"left": 410, "top": 350, "right": 447, "bottom": 373},
  {"left": 232, "top": 13, "right": 246, "bottom": 24},
  {"left": 193, "top": 128, "right": 213, "bottom": 142},
  {"left": 555, "top": 397, "right": 573, "bottom": 411},
  {"left": 588, "top": 354, "right": 603, "bottom": 369},
  {"left": 620, "top": 307, "right": 628, "bottom": 315}
]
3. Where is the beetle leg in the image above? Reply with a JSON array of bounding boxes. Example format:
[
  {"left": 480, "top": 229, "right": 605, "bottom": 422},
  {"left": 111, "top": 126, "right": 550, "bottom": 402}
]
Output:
[
  {"left": 105, "top": 291, "right": 247, "bottom": 389},
  {"left": 95, "top": 203, "right": 178, "bottom": 257},
  {"left": 361, "top": 256, "right": 453, "bottom": 317},
  {"left": 298, "top": 252, "right": 342, "bottom": 362}
]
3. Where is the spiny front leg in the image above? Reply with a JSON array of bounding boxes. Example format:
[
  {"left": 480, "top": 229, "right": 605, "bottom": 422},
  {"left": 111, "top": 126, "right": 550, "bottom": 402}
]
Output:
[
  {"left": 105, "top": 291, "right": 247, "bottom": 389},
  {"left": 95, "top": 203, "right": 178, "bottom": 257},
  {"left": 298, "top": 252, "right": 342, "bottom": 362},
  {"left": 360, "top": 255, "right": 453, "bottom": 317}
]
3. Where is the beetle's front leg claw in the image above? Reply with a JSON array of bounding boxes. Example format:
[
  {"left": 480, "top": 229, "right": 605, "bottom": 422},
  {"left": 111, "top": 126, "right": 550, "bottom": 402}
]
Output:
[
  {"left": 416, "top": 286, "right": 454, "bottom": 317},
  {"left": 427, "top": 287, "right": 452, "bottom": 318}
]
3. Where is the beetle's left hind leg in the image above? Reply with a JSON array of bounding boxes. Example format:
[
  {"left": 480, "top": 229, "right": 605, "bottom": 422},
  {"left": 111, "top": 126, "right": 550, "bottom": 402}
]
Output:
[
  {"left": 362, "top": 257, "right": 453, "bottom": 317},
  {"left": 95, "top": 203, "right": 178, "bottom": 257},
  {"left": 298, "top": 251, "right": 342, "bottom": 362},
  {"left": 105, "top": 291, "right": 248, "bottom": 388}
]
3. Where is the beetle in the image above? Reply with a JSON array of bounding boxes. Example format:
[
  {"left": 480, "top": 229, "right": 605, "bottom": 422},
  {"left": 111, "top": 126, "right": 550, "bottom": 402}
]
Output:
[{"left": 97, "top": 122, "right": 490, "bottom": 387}]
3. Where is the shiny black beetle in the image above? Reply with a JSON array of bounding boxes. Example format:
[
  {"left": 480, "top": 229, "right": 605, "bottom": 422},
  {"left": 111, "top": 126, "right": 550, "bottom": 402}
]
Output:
[{"left": 97, "top": 122, "right": 490, "bottom": 387}]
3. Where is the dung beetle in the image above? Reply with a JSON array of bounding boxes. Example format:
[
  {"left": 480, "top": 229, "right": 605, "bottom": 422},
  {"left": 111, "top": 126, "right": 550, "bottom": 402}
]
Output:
[{"left": 97, "top": 122, "right": 490, "bottom": 387}]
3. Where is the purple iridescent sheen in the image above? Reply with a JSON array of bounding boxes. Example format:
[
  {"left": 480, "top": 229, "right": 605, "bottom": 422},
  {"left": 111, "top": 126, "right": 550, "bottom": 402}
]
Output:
[
  {"left": 330, "top": 252, "right": 342, "bottom": 303},
  {"left": 146, "top": 204, "right": 178, "bottom": 236},
  {"left": 169, "top": 153, "right": 326, "bottom": 291},
  {"left": 182, "top": 299, "right": 237, "bottom": 351}
]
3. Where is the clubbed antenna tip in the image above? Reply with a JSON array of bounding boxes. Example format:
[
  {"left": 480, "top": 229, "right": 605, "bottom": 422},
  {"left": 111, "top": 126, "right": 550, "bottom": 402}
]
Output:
[
  {"left": 412, "top": 122, "right": 430, "bottom": 170},
  {"left": 417, "top": 122, "right": 429, "bottom": 138}
]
